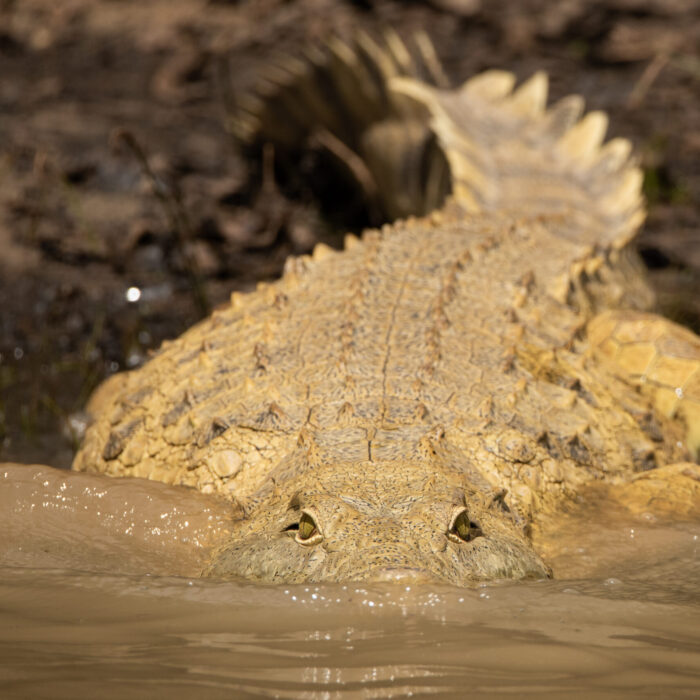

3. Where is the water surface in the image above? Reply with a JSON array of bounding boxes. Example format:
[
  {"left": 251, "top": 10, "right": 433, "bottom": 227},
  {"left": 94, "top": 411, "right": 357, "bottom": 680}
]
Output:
[{"left": 1, "top": 464, "right": 699, "bottom": 698}]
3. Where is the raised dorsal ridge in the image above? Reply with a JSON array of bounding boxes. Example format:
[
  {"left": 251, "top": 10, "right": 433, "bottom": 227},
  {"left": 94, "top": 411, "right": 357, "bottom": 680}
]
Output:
[
  {"left": 460, "top": 70, "right": 516, "bottom": 100},
  {"left": 505, "top": 71, "right": 549, "bottom": 117},
  {"left": 557, "top": 110, "right": 609, "bottom": 162},
  {"left": 312, "top": 242, "right": 335, "bottom": 262},
  {"left": 233, "top": 33, "right": 646, "bottom": 250},
  {"left": 344, "top": 233, "right": 361, "bottom": 250}
]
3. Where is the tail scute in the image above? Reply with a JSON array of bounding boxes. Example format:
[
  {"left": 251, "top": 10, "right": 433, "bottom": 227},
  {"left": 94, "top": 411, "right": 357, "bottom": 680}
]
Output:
[
  {"left": 230, "top": 32, "right": 644, "bottom": 249},
  {"left": 539, "top": 95, "right": 585, "bottom": 141},
  {"left": 461, "top": 70, "right": 515, "bottom": 100},
  {"left": 592, "top": 137, "right": 633, "bottom": 177},
  {"left": 557, "top": 111, "right": 609, "bottom": 162},
  {"left": 391, "top": 72, "right": 644, "bottom": 250},
  {"left": 505, "top": 71, "right": 548, "bottom": 117},
  {"left": 230, "top": 32, "right": 453, "bottom": 219}
]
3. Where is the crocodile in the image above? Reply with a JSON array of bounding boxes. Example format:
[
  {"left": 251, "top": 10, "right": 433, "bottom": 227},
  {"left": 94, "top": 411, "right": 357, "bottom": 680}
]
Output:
[{"left": 66, "top": 33, "right": 700, "bottom": 585}]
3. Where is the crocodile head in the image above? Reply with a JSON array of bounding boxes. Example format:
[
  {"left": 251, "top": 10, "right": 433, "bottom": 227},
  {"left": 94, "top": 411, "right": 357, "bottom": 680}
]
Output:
[{"left": 205, "top": 456, "right": 550, "bottom": 585}]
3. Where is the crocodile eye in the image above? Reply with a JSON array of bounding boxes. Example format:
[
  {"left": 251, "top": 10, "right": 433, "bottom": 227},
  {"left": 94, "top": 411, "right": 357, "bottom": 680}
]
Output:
[
  {"left": 298, "top": 512, "right": 318, "bottom": 541},
  {"left": 448, "top": 509, "right": 483, "bottom": 543},
  {"left": 284, "top": 511, "right": 322, "bottom": 545}
]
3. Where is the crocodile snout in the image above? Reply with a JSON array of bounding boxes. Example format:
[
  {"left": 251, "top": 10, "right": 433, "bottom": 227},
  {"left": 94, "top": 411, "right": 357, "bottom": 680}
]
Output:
[{"left": 365, "top": 567, "right": 439, "bottom": 584}]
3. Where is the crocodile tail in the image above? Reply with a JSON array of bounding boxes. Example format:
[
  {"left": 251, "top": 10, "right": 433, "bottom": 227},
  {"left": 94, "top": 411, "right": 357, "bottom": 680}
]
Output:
[
  {"left": 232, "top": 34, "right": 643, "bottom": 250},
  {"left": 391, "top": 73, "right": 645, "bottom": 250},
  {"left": 229, "top": 31, "right": 451, "bottom": 219},
  {"left": 231, "top": 29, "right": 449, "bottom": 147}
]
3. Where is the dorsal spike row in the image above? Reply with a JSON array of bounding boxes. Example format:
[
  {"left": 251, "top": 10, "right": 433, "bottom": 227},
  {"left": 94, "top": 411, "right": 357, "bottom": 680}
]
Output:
[
  {"left": 230, "top": 31, "right": 452, "bottom": 149},
  {"left": 384, "top": 28, "right": 414, "bottom": 75},
  {"left": 461, "top": 70, "right": 516, "bottom": 100},
  {"left": 343, "top": 233, "right": 361, "bottom": 250},
  {"left": 312, "top": 242, "right": 335, "bottom": 261},
  {"left": 413, "top": 30, "right": 450, "bottom": 89},
  {"left": 505, "top": 71, "right": 548, "bottom": 117},
  {"left": 539, "top": 95, "right": 585, "bottom": 141},
  {"left": 600, "top": 168, "right": 644, "bottom": 218},
  {"left": 590, "top": 138, "right": 633, "bottom": 180},
  {"left": 230, "top": 31, "right": 645, "bottom": 250},
  {"left": 355, "top": 30, "right": 398, "bottom": 86},
  {"left": 398, "top": 67, "right": 642, "bottom": 237},
  {"left": 557, "top": 111, "right": 609, "bottom": 163}
]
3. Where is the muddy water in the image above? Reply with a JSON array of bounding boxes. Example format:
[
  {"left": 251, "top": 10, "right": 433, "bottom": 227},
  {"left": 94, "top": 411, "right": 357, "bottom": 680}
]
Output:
[{"left": 1, "top": 465, "right": 699, "bottom": 699}]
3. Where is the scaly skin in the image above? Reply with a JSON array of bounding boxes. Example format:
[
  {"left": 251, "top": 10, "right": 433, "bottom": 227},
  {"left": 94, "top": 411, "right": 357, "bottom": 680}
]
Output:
[{"left": 71, "top": 36, "right": 700, "bottom": 584}]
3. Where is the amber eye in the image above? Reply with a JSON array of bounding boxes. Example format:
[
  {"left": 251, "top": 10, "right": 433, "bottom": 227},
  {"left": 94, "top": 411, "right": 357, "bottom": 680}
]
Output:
[
  {"left": 297, "top": 512, "right": 318, "bottom": 541},
  {"left": 448, "top": 509, "right": 483, "bottom": 543},
  {"left": 284, "top": 511, "right": 322, "bottom": 545}
]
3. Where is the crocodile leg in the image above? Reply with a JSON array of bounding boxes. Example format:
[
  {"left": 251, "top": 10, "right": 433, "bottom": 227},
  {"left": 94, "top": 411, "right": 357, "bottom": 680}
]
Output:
[
  {"left": 587, "top": 310, "right": 700, "bottom": 516},
  {"left": 611, "top": 461, "right": 700, "bottom": 517},
  {"left": 588, "top": 309, "right": 700, "bottom": 458}
]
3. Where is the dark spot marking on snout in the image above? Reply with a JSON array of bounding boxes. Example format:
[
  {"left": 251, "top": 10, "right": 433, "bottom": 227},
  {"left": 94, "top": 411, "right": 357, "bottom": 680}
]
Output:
[{"left": 488, "top": 488, "right": 529, "bottom": 533}]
